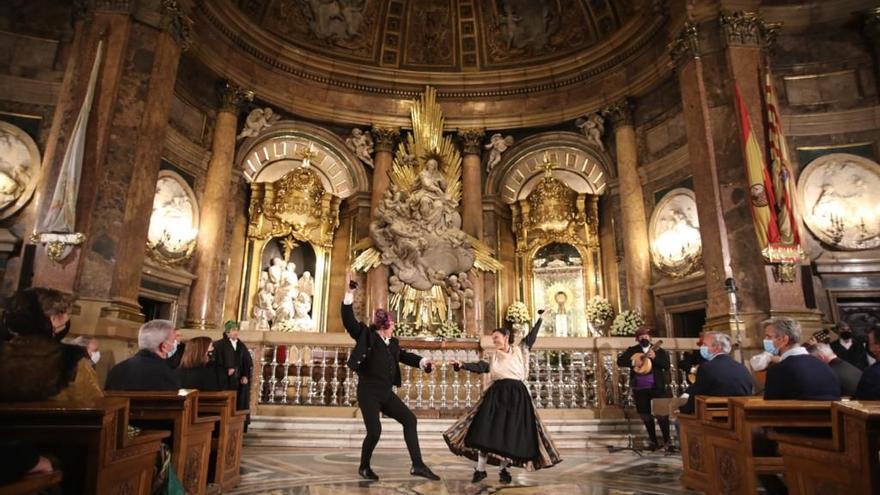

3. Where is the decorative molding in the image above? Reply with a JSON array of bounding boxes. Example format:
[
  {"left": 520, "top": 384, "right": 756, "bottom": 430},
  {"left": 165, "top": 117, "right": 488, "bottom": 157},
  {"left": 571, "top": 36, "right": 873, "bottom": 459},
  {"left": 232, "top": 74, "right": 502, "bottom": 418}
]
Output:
[
  {"left": 668, "top": 21, "right": 699, "bottom": 69},
  {"left": 218, "top": 81, "right": 254, "bottom": 113},
  {"left": 370, "top": 126, "right": 400, "bottom": 153},
  {"left": 458, "top": 128, "right": 485, "bottom": 155},
  {"left": 781, "top": 105, "right": 880, "bottom": 136},
  {"left": 602, "top": 98, "right": 634, "bottom": 128},
  {"left": 719, "top": 11, "right": 780, "bottom": 49}
]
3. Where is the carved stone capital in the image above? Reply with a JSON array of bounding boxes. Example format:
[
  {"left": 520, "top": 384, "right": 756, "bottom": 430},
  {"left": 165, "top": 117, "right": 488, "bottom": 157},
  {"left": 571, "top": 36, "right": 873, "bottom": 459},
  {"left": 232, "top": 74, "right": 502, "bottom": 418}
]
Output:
[
  {"left": 602, "top": 99, "right": 634, "bottom": 128},
  {"left": 371, "top": 126, "right": 400, "bottom": 152},
  {"left": 218, "top": 81, "right": 254, "bottom": 114},
  {"left": 458, "top": 128, "right": 485, "bottom": 155},
  {"left": 668, "top": 21, "right": 699, "bottom": 69},
  {"left": 719, "top": 11, "right": 779, "bottom": 49},
  {"left": 160, "top": 0, "right": 194, "bottom": 51}
]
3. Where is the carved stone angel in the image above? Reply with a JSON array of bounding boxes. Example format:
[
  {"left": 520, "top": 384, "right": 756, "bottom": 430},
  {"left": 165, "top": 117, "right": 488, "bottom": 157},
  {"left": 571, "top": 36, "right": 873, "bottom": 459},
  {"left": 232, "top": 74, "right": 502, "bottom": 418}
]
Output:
[
  {"left": 238, "top": 107, "right": 281, "bottom": 139},
  {"left": 345, "top": 128, "right": 374, "bottom": 168},
  {"left": 484, "top": 133, "right": 514, "bottom": 172},
  {"left": 575, "top": 113, "right": 605, "bottom": 150}
]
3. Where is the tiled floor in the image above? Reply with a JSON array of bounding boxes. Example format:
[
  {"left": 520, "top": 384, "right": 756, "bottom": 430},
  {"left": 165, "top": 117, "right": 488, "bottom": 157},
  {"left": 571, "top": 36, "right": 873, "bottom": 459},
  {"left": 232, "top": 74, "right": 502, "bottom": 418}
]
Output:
[{"left": 228, "top": 447, "right": 698, "bottom": 495}]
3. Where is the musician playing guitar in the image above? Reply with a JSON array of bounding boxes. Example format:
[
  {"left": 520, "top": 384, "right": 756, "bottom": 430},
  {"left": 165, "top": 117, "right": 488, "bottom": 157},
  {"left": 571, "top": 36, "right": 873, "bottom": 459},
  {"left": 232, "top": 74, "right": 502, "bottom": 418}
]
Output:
[{"left": 617, "top": 327, "right": 672, "bottom": 451}]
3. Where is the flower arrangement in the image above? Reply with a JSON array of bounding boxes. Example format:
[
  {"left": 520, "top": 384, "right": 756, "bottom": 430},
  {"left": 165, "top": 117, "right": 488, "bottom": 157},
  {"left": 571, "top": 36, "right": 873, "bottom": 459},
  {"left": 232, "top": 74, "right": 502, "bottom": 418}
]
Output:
[
  {"left": 395, "top": 322, "right": 418, "bottom": 338},
  {"left": 585, "top": 296, "right": 614, "bottom": 327},
  {"left": 272, "top": 320, "right": 297, "bottom": 332},
  {"left": 505, "top": 302, "right": 530, "bottom": 325},
  {"left": 436, "top": 319, "right": 464, "bottom": 339},
  {"left": 610, "top": 310, "right": 644, "bottom": 336}
]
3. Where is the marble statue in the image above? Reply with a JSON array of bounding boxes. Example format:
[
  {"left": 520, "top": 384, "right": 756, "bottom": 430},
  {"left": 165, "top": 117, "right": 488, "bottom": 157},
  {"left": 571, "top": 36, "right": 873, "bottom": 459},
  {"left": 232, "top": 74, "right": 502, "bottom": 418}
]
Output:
[
  {"left": 299, "top": 271, "right": 314, "bottom": 297},
  {"left": 304, "top": 0, "right": 365, "bottom": 42},
  {"left": 253, "top": 256, "right": 318, "bottom": 331},
  {"left": 253, "top": 272, "right": 276, "bottom": 330},
  {"left": 648, "top": 188, "right": 702, "bottom": 277},
  {"left": 147, "top": 175, "right": 197, "bottom": 257},
  {"left": 268, "top": 257, "right": 286, "bottom": 286},
  {"left": 575, "top": 113, "right": 605, "bottom": 150},
  {"left": 0, "top": 129, "right": 34, "bottom": 211},
  {"left": 237, "top": 107, "right": 281, "bottom": 140},
  {"left": 484, "top": 133, "right": 514, "bottom": 172},
  {"left": 345, "top": 128, "right": 374, "bottom": 168}
]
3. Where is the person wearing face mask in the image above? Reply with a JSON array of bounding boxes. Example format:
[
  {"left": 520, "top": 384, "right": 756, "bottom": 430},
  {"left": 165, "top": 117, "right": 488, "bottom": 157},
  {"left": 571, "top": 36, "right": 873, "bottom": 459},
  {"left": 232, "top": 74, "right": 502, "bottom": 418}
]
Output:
[
  {"left": 167, "top": 328, "right": 185, "bottom": 369},
  {"left": 342, "top": 274, "right": 440, "bottom": 482},
  {"left": 177, "top": 336, "right": 224, "bottom": 391},
  {"left": 444, "top": 308, "right": 561, "bottom": 484},
  {"left": 830, "top": 322, "right": 869, "bottom": 370},
  {"left": 679, "top": 332, "right": 753, "bottom": 414},
  {"left": 105, "top": 319, "right": 182, "bottom": 391},
  {"left": 70, "top": 336, "right": 101, "bottom": 368},
  {"left": 617, "top": 327, "right": 672, "bottom": 450},
  {"left": 853, "top": 326, "right": 880, "bottom": 400},
  {"left": 762, "top": 317, "right": 840, "bottom": 401}
]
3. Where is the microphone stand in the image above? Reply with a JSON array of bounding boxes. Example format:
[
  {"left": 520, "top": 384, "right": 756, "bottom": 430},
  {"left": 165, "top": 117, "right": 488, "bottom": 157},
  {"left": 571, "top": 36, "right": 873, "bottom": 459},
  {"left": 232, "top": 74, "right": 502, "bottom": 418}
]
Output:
[{"left": 606, "top": 385, "right": 644, "bottom": 456}]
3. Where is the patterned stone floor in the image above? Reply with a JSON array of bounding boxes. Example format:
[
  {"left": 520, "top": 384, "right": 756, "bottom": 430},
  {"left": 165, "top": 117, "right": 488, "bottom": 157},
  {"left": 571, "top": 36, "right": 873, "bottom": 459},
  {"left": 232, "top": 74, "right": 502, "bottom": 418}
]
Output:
[{"left": 228, "top": 447, "right": 698, "bottom": 495}]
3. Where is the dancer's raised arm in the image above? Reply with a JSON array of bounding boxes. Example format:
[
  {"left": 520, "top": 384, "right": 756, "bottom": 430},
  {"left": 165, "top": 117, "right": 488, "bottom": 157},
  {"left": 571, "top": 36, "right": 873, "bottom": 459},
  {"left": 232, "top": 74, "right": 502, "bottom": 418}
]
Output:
[
  {"left": 341, "top": 273, "right": 365, "bottom": 340},
  {"left": 522, "top": 308, "right": 547, "bottom": 350}
]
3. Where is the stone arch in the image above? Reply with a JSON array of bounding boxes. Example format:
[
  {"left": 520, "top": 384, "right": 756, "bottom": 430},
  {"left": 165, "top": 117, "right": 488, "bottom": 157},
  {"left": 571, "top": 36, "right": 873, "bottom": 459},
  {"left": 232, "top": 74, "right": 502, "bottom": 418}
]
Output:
[
  {"left": 486, "top": 131, "right": 613, "bottom": 204},
  {"left": 235, "top": 120, "right": 369, "bottom": 198}
]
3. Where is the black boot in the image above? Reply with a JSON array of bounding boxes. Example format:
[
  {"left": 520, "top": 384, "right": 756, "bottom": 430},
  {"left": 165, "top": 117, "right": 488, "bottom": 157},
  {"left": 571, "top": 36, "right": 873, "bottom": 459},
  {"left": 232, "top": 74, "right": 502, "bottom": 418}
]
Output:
[
  {"left": 410, "top": 464, "right": 440, "bottom": 480},
  {"left": 358, "top": 466, "right": 379, "bottom": 481},
  {"left": 471, "top": 470, "right": 487, "bottom": 483},
  {"left": 499, "top": 468, "right": 512, "bottom": 484}
]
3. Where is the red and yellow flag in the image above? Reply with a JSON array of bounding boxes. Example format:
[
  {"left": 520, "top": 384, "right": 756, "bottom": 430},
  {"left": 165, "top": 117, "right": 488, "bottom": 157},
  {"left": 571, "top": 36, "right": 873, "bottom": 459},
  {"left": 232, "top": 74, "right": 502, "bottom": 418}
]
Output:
[
  {"left": 734, "top": 84, "right": 780, "bottom": 250},
  {"left": 765, "top": 70, "right": 800, "bottom": 246}
]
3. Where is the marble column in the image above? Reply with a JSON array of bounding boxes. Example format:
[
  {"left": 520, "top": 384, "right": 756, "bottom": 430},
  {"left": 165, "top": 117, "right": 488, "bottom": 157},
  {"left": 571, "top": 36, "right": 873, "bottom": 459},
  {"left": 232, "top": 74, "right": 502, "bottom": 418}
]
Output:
[
  {"left": 222, "top": 182, "right": 250, "bottom": 322},
  {"left": 30, "top": 1, "right": 192, "bottom": 331},
  {"left": 365, "top": 126, "right": 399, "bottom": 313},
  {"left": 671, "top": 13, "right": 817, "bottom": 338},
  {"left": 604, "top": 99, "right": 655, "bottom": 325},
  {"left": 458, "top": 128, "right": 485, "bottom": 335},
  {"left": 186, "top": 82, "right": 253, "bottom": 329}
]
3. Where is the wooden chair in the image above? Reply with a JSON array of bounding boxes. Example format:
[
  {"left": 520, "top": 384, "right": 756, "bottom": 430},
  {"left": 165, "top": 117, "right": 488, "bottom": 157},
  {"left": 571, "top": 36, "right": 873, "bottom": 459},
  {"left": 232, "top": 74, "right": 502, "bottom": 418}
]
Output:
[
  {"left": 677, "top": 396, "right": 731, "bottom": 492},
  {"left": 197, "top": 391, "right": 248, "bottom": 491},
  {"left": 0, "top": 471, "right": 63, "bottom": 495},
  {"left": 0, "top": 398, "right": 168, "bottom": 495},
  {"left": 772, "top": 400, "right": 880, "bottom": 494},
  {"left": 106, "top": 390, "right": 219, "bottom": 495}
]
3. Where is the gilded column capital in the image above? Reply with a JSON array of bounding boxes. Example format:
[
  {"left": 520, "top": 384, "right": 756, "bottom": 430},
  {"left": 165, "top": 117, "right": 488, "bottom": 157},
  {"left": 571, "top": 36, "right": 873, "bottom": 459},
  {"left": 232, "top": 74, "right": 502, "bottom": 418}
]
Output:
[
  {"left": 668, "top": 21, "right": 700, "bottom": 69},
  {"left": 218, "top": 81, "right": 254, "bottom": 114},
  {"left": 458, "top": 128, "right": 485, "bottom": 155},
  {"left": 371, "top": 125, "right": 400, "bottom": 152},
  {"left": 719, "top": 11, "right": 780, "bottom": 49},
  {"left": 602, "top": 99, "right": 634, "bottom": 128}
]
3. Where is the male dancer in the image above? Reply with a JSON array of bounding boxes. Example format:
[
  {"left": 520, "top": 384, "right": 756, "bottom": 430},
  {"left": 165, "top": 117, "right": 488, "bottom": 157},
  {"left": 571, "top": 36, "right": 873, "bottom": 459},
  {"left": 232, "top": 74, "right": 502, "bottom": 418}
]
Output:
[{"left": 342, "top": 275, "right": 440, "bottom": 481}]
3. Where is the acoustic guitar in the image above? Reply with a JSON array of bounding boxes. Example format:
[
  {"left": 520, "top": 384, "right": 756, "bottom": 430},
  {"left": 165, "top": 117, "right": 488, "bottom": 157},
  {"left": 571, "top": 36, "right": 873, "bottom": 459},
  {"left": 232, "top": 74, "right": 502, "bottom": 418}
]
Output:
[{"left": 631, "top": 340, "right": 663, "bottom": 375}]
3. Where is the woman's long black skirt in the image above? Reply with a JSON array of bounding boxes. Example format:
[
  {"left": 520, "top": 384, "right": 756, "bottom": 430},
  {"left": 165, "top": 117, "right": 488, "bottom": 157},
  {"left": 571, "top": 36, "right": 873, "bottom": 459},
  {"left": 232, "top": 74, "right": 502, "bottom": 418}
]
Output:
[{"left": 443, "top": 378, "right": 562, "bottom": 471}]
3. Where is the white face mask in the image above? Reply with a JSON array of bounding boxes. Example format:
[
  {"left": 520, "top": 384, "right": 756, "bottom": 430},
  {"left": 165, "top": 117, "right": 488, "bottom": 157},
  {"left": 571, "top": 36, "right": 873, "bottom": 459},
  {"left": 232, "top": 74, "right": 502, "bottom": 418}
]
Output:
[{"left": 90, "top": 351, "right": 101, "bottom": 365}]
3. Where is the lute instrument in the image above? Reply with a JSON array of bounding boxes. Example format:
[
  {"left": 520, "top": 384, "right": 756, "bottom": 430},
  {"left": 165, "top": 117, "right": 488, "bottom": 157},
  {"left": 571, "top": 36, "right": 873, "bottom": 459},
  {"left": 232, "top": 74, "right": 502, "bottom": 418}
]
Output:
[{"left": 631, "top": 340, "right": 663, "bottom": 375}]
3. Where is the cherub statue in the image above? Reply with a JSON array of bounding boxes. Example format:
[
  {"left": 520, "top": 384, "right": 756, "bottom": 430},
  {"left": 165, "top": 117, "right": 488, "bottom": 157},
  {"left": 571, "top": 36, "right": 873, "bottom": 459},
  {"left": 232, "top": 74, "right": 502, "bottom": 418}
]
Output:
[
  {"left": 484, "top": 133, "right": 514, "bottom": 172},
  {"left": 237, "top": 107, "right": 281, "bottom": 139},
  {"left": 575, "top": 113, "right": 605, "bottom": 150},
  {"left": 345, "top": 128, "right": 374, "bottom": 168}
]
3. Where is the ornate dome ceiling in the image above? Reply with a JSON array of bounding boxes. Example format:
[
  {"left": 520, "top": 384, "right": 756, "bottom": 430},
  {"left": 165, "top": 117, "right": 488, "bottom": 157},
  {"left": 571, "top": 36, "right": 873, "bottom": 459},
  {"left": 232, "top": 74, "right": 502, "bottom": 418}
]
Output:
[{"left": 231, "top": 0, "right": 637, "bottom": 72}]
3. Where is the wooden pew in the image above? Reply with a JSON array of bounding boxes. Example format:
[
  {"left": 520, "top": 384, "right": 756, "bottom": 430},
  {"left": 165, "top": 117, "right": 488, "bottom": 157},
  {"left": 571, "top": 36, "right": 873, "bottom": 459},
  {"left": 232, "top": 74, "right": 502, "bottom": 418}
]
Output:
[
  {"left": 197, "top": 391, "right": 248, "bottom": 491},
  {"left": 771, "top": 401, "right": 880, "bottom": 494},
  {"left": 1, "top": 471, "right": 63, "bottom": 495},
  {"left": 700, "top": 397, "right": 834, "bottom": 495},
  {"left": 677, "top": 396, "right": 732, "bottom": 492},
  {"left": 0, "top": 398, "right": 168, "bottom": 495},
  {"left": 106, "top": 390, "right": 219, "bottom": 495}
]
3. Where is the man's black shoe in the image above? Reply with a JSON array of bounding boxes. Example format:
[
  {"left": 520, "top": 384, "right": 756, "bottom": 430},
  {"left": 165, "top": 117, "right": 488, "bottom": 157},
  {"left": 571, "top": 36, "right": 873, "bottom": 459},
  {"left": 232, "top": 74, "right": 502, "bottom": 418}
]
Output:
[
  {"left": 471, "top": 470, "right": 487, "bottom": 483},
  {"left": 499, "top": 468, "right": 512, "bottom": 484},
  {"left": 410, "top": 464, "right": 440, "bottom": 480},
  {"left": 358, "top": 467, "right": 379, "bottom": 481}
]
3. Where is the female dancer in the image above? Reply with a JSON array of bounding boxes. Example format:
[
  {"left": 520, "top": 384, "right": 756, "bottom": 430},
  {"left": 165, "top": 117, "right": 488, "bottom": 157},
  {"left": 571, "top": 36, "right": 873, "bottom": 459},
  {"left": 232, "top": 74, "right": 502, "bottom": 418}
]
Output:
[{"left": 443, "top": 309, "right": 562, "bottom": 483}]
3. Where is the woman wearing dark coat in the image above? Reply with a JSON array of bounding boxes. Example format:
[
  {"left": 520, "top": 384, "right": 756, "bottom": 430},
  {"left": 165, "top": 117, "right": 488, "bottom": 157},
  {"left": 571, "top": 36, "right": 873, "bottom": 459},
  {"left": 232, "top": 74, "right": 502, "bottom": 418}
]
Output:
[{"left": 177, "top": 337, "right": 224, "bottom": 391}]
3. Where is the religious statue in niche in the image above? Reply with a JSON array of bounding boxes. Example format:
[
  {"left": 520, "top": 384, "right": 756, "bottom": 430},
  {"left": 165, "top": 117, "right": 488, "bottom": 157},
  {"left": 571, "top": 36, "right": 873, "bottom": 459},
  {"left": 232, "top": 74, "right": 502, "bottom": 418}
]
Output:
[
  {"left": 237, "top": 107, "right": 281, "bottom": 140},
  {"left": 252, "top": 241, "right": 316, "bottom": 332},
  {"left": 485, "top": 133, "right": 514, "bottom": 172},
  {"left": 799, "top": 153, "right": 880, "bottom": 250},
  {"left": 648, "top": 188, "right": 702, "bottom": 278},
  {"left": 0, "top": 122, "right": 39, "bottom": 220},
  {"left": 345, "top": 128, "right": 374, "bottom": 168},
  {"left": 146, "top": 172, "right": 199, "bottom": 264},
  {"left": 575, "top": 113, "right": 605, "bottom": 151},
  {"left": 531, "top": 244, "right": 589, "bottom": 337}
]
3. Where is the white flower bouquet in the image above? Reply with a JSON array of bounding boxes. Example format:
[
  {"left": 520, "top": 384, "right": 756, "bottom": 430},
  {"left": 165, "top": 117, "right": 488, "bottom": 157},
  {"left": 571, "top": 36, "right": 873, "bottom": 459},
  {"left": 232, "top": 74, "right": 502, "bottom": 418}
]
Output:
[
  {"left": 505, "top": 302, "right": 530, "bottom": 325},
  {"left": 585, "top": 296, "right": 614, "bottom": 326},
  {"left": 610, "top": 310, "right": 644, "bottom": 336}
]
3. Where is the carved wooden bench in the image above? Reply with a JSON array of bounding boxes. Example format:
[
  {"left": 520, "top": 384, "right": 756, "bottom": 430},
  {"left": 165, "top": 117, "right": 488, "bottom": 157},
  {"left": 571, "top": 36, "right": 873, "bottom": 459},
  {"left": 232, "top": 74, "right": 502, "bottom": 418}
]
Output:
[
  {"left": 677, "top": 396, "right": 731, "bottom": 492},
  {"left": 197, "top": 391, "right": 248, "bottom": 490}
]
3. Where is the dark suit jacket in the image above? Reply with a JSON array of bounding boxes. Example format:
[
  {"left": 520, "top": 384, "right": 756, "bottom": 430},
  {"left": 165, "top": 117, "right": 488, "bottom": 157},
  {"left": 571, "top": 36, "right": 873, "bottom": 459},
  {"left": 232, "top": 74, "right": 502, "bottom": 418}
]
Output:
[
  {"left": 214, "top": 336, "right": 252, "bottom": 390},
  {"left": 178, "top": 364, "right": 225, "bottom": 391},
  {"left": 764, "top": 353, "right": 841, "bottom": 401},
  {"left": 617, "top": 343, "right": 670, "bottom": 393},
  {"left": 854, "top": 362, "right": 880, "bottom": 400},
  {"left": 831, "top": 339, "right": 869, "bottom": 370},
  {"left": 105, "top": 349, "right": 181, "bottom": 391},
  {"left": 681, "top": 354, "right": 753, "bottom": 414},
  {"left": 829, "top": 358, "right": 862, "bottom": 397},
  {"left": 342, "top": 302, "right": 423, "bottom": 387}
]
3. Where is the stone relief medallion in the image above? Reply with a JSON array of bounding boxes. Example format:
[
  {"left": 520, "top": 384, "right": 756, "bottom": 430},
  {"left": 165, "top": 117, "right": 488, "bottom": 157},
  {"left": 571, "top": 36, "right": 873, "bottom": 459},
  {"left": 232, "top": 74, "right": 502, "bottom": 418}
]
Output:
[
  {"left": 146, "top": 170, "right": 199, "bottom": 264},
  {"left": 798, "top": 153, "right": 880, "bottom": 250},
  {"left": 649, "top": 188, "right": 702, "bottom": 278},
  {"left": 0, "top": 121, "right": 40, "bottom": 220}
]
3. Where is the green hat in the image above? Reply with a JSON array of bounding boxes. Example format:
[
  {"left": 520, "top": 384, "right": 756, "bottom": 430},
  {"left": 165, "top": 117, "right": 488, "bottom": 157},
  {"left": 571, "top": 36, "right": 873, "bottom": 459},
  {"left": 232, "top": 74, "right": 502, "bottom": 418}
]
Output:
[{"left": 224, "top": 320, "right": 240, "bottom": 333}]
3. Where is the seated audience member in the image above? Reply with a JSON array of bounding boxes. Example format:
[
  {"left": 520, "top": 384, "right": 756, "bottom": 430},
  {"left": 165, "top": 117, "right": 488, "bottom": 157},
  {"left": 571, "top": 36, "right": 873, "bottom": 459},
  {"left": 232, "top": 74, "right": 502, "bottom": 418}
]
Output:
[
  {"left": 806, "top": 342, "right": 862, "bottom": 397},
  {"left": 168, "top": 327, "right": 185, "bottom": 369},
  {"left": 0, "top": 288, "right": 102, "bottom": 403},
  {"left": 680, "top": 332, "right": 753, "bottom": 414},
  {"left": 762, "top": 317, "right": 840, "bottom": 401},
  {"left": 70, "top": 336, "right": 101, "bottom": 368},
  {"left": 105, "top": 319, "right": 181, "bottom": 391},
  {"left": 0, "top": 442, "right": 53, "bottom": 485},
  {"left": 854, "top": 326, "right": 880, "bottom": 400},
  {"left": 177, "top": 336, "right": 224, "bottom": 391},
  {"left": 830, "top": 322, "right": 869, "bottom": 370}
]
